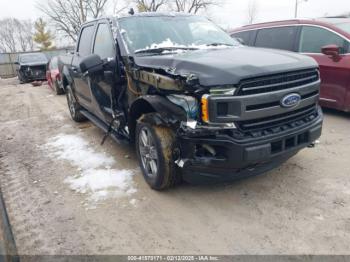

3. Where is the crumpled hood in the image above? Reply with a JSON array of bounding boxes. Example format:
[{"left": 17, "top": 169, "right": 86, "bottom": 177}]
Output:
[{"left": 134, "top": 46, "right": 318, "bottom": 86}]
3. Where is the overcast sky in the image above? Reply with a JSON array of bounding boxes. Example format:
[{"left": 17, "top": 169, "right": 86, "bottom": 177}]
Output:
[{"left": 0, "top": 0, "right": 349, "bottom": 29}]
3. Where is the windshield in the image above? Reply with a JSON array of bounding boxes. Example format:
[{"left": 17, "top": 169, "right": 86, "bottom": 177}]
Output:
[
  {"left": 335, "top": 22, "right": 350, "bottom": 34},
  {"left": 20, "top": 53, "right": 47, "bottom": 63},
  {"left": 118, "top": 15, "right": 239, "bottom": 54}
]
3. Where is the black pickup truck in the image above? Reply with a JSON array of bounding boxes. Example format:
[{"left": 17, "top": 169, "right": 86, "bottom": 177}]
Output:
[{"left": 59, "top": 12, "right": 323, "bottom": 190}]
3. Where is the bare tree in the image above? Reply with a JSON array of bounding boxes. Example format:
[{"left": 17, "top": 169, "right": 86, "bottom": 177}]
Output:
[
  {"left": 0, "top": 19, "right": 17, "bottom": 53},
  {"left": 15, "top": 20, "right": 34, "bottom": 52},
  {"left": 37, "top": 0, "right": 110, "bottom": 42},
  {"left": 132, "top": 0, "right": 168, "bottom": 12},
  {"left": 246, "top": 0, "right": 258, "bottom": 25},
  {"left": 0, "top": 18, "right": 34, "bottom": 53},
  {"left": 172, "top": 0, "right": 219, "bottom": 14}
]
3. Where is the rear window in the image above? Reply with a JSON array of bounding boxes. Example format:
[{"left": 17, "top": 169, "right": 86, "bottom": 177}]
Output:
[
  {"left": 255, "top": 26, "right": 297, "bottom": 51},
  {"left": 231, "top": 31, "right": 253, "bottom": 45},
  {"left": 49, "top": 57, "right": 58, "bottom": 69},
  {"left": 77, "top": 25, "right": 95, "bottom": 56},
  {"left": 19, "top": 53, "right": 47, "bottom": 63}
]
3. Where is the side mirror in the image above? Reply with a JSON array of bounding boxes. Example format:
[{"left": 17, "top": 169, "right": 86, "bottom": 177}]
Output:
[
  {"left": 14, "top": 61, "right": 19, "bottom": 65},
  {"left": 79, "top": 54, "right": 103, "bottom": 75},
  {"left": 321, "top": 45, "right": 340, "bottom": 58}
]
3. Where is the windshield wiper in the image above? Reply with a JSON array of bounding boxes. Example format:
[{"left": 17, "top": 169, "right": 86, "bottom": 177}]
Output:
[
  {"left": 206, "top": 43, "right": 234, "bottom": 47},
  {"left": 134, "top": 46, "right": 198, "bottom": 55}
]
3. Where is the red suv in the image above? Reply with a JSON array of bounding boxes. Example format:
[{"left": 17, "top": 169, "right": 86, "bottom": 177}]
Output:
[{"left": 230, "top": 18, "right": 350, "bottom": 112}]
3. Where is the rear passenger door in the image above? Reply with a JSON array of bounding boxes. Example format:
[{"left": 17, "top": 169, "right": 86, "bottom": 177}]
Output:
[
  {"left": 254, "top": 26, "right": 298, "bottom": 52},
  {"left": 71, "top": 24, "right": 95, "bottom": 109},
  {"left": 297, "top": 25, "right": 350, "bottom": 111}
]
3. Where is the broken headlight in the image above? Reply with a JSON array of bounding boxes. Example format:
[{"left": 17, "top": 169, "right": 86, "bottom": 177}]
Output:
[{"left": 167, "top": 95, "right": 199, "bottom": 120}]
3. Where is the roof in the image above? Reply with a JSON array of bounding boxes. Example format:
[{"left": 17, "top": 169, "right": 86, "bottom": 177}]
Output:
[
  {"left": 229, "top": 17, "right": 350, "bottom": 38},
  {"left": 119, "top": 12, "right": 193, "bottom": 18},
  {"left": 80, "top": 12, "right": 195, "bottom": 27}
]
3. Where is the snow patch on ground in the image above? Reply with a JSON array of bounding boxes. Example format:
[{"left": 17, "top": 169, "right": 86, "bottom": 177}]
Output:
[{"left": 43, "top": 134, "right": 136, "bottom": 205}]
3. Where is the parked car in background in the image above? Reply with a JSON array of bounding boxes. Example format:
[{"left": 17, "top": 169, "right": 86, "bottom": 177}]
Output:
[
  {"left": 230, "top": 17, "right": 350, "bottom": 112},
  {"left": 15, "top": 53, "right": 48, "bottom": 84},
  {"left": 59, "top": 13, "right": 322, "bottom": 190},
  {"left": 46, "top": 56, "right": 64, "bottom": 95}
]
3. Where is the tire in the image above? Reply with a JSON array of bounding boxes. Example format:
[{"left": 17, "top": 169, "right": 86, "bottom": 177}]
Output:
[
  {"left": 136, "top": 114, "right": 181, "bottom": 190},
  {"left": 54, "top": 79, "right": 65, "bottom": 95},
  {"left": 66, "top": 86, "right": 87, "bottom": 122},
  {"left": 18, "top": 72, "right": 26, "bottom": 84}
]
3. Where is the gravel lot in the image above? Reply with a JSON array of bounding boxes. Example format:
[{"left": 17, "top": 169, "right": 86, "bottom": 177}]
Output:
[{"left": 0, "top": 78, "right": 350, "bottom": 255}]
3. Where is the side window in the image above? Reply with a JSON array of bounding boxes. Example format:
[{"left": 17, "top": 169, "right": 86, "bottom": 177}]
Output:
[
  {"left": 93, "top": 23, "right": 115, "bottom": 59},
  {"left": 255, "top": 26, "right": 297, "bottom": 51},
  {"left": 299, "top": 26, "right": 349, "bottom": 54},
  {"left": 50, "top": 57, "right": 58, "bottom": 69},
  {"left": 231, "top": 31, "right": 252, "bottom": 45},
  {"left": 77, "top": 25, "right": 95, "bottom": 56}
]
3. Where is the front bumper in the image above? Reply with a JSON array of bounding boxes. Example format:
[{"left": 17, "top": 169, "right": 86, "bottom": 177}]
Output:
[
  {"left": 179, "top": 107, "right": 323, "bottom": 184},
  {"left": 20, "top": 67, "right": 47, "bottom": 81}
]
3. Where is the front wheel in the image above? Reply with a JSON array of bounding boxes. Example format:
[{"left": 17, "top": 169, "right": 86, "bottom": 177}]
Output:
[
  {"left": 18, "top": 72, "right": 26, "bottom": 84},
  {"left": 66, "top": 86, "right": 86, "bottom": 122},
  {"left": 136, "top": 114, "right": 181, "bottom": 190}
]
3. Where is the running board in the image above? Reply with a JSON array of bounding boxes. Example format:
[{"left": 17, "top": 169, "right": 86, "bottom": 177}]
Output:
[{"left": 79, "top": 110, "right": 129, "bottom": 145}]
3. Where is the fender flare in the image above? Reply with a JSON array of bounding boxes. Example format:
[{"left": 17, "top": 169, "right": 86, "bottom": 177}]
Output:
[
  {"left": 128, "top": 95, "right": 187, "bottom": 141},
  {"left": 61, "top": 65, "right": 74, "bottom": 91}
]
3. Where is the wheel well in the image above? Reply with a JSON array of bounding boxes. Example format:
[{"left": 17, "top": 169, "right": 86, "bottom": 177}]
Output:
[
  {"left": 128, "top": 99, "right": 156, "bottom": 143},
  {"left": 62, "top": 76, "right": 69, "bottom": 90}
]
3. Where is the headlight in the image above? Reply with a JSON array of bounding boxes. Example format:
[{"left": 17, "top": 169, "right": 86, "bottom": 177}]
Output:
[
  {"left": 210, "top": 86, "right": 237, "bottom": 96},
  {"left": 167, "top": 95, "right": 199, "bottom": 120}
]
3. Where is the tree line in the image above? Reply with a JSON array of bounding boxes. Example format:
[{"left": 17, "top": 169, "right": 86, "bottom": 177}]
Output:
[{"left": 0, "top": 18, "right": 54, "bottom": 53}]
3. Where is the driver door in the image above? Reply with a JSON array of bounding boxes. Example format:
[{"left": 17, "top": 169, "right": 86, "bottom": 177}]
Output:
[{"left": 89, "top": 22, "right": 119, "bottom": 123}]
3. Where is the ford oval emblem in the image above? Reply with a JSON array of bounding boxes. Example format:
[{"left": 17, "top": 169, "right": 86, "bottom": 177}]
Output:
[{"left": 281, "top": 93, "right": 301, "bottom": 108}]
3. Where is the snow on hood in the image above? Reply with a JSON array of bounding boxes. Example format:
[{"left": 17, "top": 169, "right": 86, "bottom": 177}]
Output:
[{"left": 135, "top": 38, "right": 233, "bottom": 54}]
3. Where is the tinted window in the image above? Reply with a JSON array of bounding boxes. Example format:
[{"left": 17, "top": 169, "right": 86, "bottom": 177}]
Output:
[
  {"left": 299, "top": 26, "right": 349, "bottom": 54},
  {"left": 93, "top": 23, "right": 115, "bottom": 59},
  {"left": 255, "top": 26, "right": 297, "bottom": 51},
  {"left": 78, "top": 25, "right": 95, "bottom": 56},
  {"left": 49, "top": 57, "right": 58, "bottom": 69},
  {"left": 231, "top": 31, "right": 252, "bottom": 45}
]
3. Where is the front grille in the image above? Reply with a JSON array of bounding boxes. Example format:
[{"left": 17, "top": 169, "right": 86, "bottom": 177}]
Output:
[
  {"left": 237, "top": 69, "right": 319, "bottom": 96},
  {"left": 237, "top": 104, "right": 318, "bottom": 133},
  {"left": 26, "top": 66, "right": 46, "bottom": 79}
]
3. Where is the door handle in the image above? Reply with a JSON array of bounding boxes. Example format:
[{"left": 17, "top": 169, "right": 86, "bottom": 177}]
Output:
[{"left": 71, "top": 66, "right": 78, "bottom": 73}]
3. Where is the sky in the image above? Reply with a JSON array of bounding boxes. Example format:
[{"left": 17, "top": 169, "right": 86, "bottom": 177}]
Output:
[{"left": 0, "top": 0, "right": 348, "bottom": 29}]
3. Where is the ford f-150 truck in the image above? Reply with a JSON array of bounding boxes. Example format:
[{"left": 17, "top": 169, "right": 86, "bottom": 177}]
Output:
[{"left": 59, "top": 12, "right": 323, "bottom": 190}]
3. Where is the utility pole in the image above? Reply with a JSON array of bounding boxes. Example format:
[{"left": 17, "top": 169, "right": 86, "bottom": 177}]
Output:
[{"left": 295, "top": 0, "right": 308, "bottom": 18}]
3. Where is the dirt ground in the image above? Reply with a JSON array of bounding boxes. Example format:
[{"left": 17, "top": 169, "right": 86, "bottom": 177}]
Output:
[{"left": 0, "top": 78, "right": 349, "bottom": 255}]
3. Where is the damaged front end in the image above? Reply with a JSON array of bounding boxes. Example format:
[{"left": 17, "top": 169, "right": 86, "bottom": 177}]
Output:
[
  {"left": 19, "top": 65, "right": 47, "bottom": 81},
  {"left": 116, "top": 14, "right": 323, "bottom": 184},
  {"left": 127, "top": 62, "right": 323, "bottom": 184}
]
